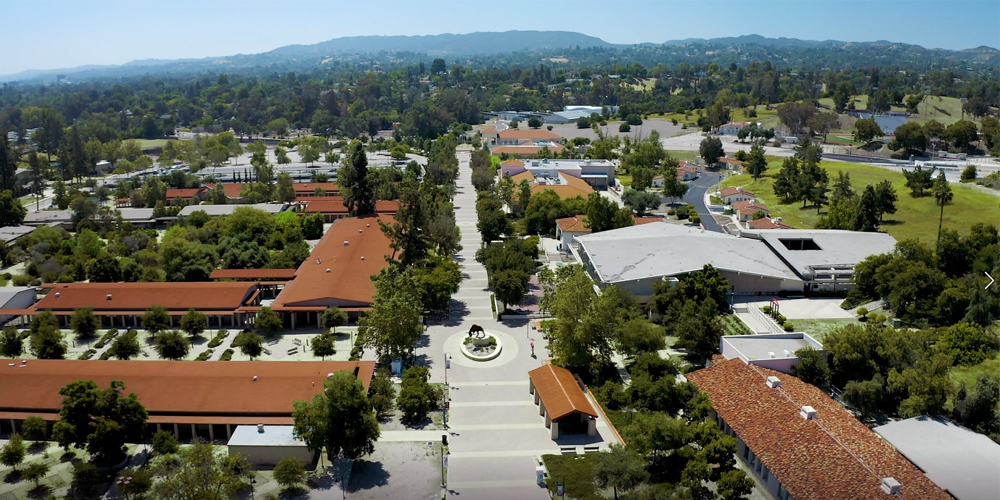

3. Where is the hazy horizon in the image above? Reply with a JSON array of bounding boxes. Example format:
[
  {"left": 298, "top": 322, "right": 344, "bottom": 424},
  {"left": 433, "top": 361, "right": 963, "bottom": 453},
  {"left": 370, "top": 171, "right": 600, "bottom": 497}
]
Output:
[{"left": 1, "top": 0, "right": 998, "bottom": 75}]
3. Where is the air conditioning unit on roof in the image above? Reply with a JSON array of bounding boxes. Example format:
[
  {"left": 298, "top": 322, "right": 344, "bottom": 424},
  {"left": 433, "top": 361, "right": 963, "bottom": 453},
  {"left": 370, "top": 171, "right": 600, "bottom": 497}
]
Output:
[
  {"left": 766, "top": 376, "right": 781, "bottom": 388},
  {"left": 881, "top": 477, "right": 901, "bottom": 494}
]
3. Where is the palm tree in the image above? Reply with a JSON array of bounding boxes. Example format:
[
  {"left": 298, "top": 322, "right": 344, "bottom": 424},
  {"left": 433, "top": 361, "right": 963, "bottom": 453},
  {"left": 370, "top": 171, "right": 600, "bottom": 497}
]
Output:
[{"left": 933, "top": 173, "right": 953, "bottom": 243}]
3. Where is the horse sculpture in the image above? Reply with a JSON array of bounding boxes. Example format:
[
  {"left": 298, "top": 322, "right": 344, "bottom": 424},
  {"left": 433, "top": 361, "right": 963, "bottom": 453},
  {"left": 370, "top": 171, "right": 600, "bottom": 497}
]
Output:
[{"left": 468, "top": 324, "right": 486, "bottom": 339}]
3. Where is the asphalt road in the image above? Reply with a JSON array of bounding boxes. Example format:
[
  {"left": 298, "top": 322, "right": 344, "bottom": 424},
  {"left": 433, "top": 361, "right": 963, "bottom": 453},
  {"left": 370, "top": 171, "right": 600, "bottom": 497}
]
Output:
[{"left": 683, "top": 170, "right": 725, "bottom": 233}]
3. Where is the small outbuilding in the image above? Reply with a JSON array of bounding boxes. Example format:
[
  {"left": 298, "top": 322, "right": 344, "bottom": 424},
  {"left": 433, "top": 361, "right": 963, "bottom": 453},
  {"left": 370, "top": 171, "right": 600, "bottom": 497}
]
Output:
[
  {"left": 227, "top": 425, "right": 314, "bottom": 467},
  {"left": 528, "top": 364, "right": 598, "bottom": 439}
]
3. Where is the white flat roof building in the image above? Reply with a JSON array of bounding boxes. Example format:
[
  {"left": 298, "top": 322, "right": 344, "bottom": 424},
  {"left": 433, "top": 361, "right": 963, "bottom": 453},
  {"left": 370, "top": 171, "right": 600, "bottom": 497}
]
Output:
[
  {"left": 741, "top": 230, "right": 897, "bottom": 292},
  {"left": 721, "top": 333, "right": 825, "bottom": 374},
  {"left": 178, "top": 203, "right": 288, "bottom": 217},
  {"left": 576, "top": 223, "right": 804, "bottom": 300},
  {"left": 227, "top": 425, "right": 314, "bottom": 466},
  {"left": 874, "top": 417, "right": 1000, "bottom": 500}
]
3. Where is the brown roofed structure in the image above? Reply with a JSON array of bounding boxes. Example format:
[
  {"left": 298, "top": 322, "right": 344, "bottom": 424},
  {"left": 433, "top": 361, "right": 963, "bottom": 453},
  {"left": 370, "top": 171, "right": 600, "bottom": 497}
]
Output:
[
  {"left": 33, "top": 282, "right": 258, "bottom": 314},
  {"left": 686, "top": 358, "right": 952, "bottom": 500},
  {"left": 720, "top": 186, "right": 754, "bottom": 198},
  {"left": 514, "top": 171, "right": 593, "bottom": 200},
  {"left": 497, "top": 129, "right": 562, "bottom": 140},
  {"left": 296, "top": 197, "right": 399, "bottom": 220},
  {"left": 293, "top": 182, "right": 339, "bottom": 197},
  {"left": 0, "top": 360, "right": 375, "bottom": 425},
  {"left": 272, "top": 215, "right": 393, "bottom": 310},
  {"left": 528, "top": 364, "right": 597, "bottom": 421},
  {"left": 490, "top": 145, "right": 565, "bottom": 156},
  {"left": 210, "top": 269, "right": 298, "bottom": 281}
]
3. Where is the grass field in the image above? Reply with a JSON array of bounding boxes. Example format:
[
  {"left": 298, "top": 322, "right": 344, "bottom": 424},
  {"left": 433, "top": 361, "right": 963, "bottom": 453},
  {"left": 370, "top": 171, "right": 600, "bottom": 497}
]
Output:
[
  {"left": 666, "top": 149, "right": 699, "bottom": 162},
  {"left": 720, "top": 159, "right": 1000, "bottom": 242},
  {"left": 785, "top": 318, "right": 857, "bottom": 341},
  {"left": 950, "top": 352, "right": 1000, "bottom": 390},
  {"left": 136, "top": 138, "right": 168, "bottom": 149}
]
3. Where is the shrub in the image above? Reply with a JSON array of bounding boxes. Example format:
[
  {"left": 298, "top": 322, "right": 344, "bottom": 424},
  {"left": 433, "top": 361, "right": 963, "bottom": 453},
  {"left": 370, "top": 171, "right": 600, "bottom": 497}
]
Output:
[
  {"left": 619, "top": 123, "right": 631, "bottom": 133},
  {"left": 762, "top": 306, "right": 772, "bottom": 314},
  {"left": 12, "top": 274, "right": 30, "bottom": 286},
  {"left": 876, "top": 314, "right": 887, "bottom": 324},
  {"left": 78, "top": 349, "right": 97, "bottom": 360},
  {"left": 783, "top": 322, "right": 794, "bottom": 331},
  {"left": 152, "top": 430, "right": 179, "bottom": 455},
  {"left": 99, "top": 350, "right": 113, "bottom": 360},
  {"left": 671, "top": 119, "right": 678, "bottom": 125},
  {"left": 207, "top": 329, "right": 229, "bottom": 348},
  {"left": 195, "top": 349, "right": 213, "bottom": 361},
  {"left": 773, "top": 139, "right": 782, "bottom": 147},
  {"left": 856, "top": 307, "right": 868, "bottom": 317},
  {"left": 2, "top": 272, "right": 11, "bottom": 280},
  {"left": 273, "top": 457, "right": 307, "bottom": 490},
  {"left": 691, "top": 215, "right": 701, "bottom": 224},
  {"left": 219, "top": 349, "right": 234, "bottom": 361},
  {"left": 94, "top": 329, "right": 119, "bottom": 349},
  {"left": 29, "top": 279, "right": 41, "bottom": 287},
  {"left": 667, "top": 209, "right": 676, "bottom": 215},
  {"left": 776, "top": 314, "right": 787, "bottom": 323}
]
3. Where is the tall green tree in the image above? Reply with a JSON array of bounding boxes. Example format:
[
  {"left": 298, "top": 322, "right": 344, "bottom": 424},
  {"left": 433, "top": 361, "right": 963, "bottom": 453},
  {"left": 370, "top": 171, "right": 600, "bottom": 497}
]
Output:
[
  {"left": 70, "top": 307, "right": 101, "bottom": 340},
  {"left": 874, "top": 179, "right": 898, "bottom": 222},
  {"left": 0, "top": 434, "right": 25, "bottom": 471},
  {"left": 699, "top": 136, "right": 724, "bottom": 165},
  {"left": 0, "top": 324, "right": 23, "bottom": 358},
  {"left": 933, "top": 173, "right": 953, "bottom": 243},
  {"left": 595, "top": 444, "right": 649, "bottom": 500},
  {"left": 745, "top": 144, "right": 767, "bottom": 180},
  {"left": 902, "top": 165, "right": 935, "bottom": 197},
  {"left": 340, "top": 141, "right": 376, "bottom": 216},
  {"left": 0, "top": 138, "right": 17, "bottom": 193},
  {"left": 155, "top": 330, "right": 190, "bottom": 360},
  {"left": 585, "top": 192, "right": 634, "bottom": 233},
  {"left": 142, "top": 305, "right": 170, "bottom": 336},
  {"left": 292, "top": 371, "right": 380, "bottom": 466},
  {"left": 0, "top": 190, "right": 27, "bottom": 227},
  {"left": 180, "top": 309, "right": 207, "bottom": 338},
  {"left": 55, "top": 380, "right": 148, "bottom": 464},
  {"left": 852, "top": 185, "right": 881, "bottom": 232},
  {"left": 358, "top": 266, "right": 423, "bottom": 361}
]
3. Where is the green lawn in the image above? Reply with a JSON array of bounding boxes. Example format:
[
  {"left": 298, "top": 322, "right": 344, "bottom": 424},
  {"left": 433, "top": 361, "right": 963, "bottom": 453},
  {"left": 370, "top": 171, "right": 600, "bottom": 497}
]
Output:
[
  {"left": 950, "top": 353, "right": 1000, "bottom": 390},
  {"left": 720, "top": 160, "right": 1000, "bottom": 242},
  {"left": 785, "top": 318, "right": 857, "bottom": 341},
  {"left": 666, "top": 150, "right": 699, "bottom": 163},
  {"left": 542, "top": 453, "right": 603, "bottom": 500},
  {"left": 136, "top": 138, "right": 168, "bottom": 149},
  {"left": 722, "top": 315, "right": 752, "bottom": 336}
]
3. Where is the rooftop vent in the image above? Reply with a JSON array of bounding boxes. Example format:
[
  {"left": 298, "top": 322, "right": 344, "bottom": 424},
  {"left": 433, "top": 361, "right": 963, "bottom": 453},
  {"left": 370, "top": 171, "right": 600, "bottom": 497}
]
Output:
[
  {"left": 361, "top": 256, "right": 365, "bottom": 260},
  {"left": 800, "top": 406, "right": 817, "bottom": 420},
  {"left": 106, "top": 294, "right": 112, "bottom": 300},
  {"left": 359, "top": 229, "right": 362, "bottom": 233},
  {"left": 881, "top": 477, "right": 901, "bottom": 495},
  {"left": 326, "top": 268, "right": 331, "bottom": 273},
  {"left": 257, "top": 423, "right": 265, "bottom": 433},
  {"left": 55, "top": 292, "right": 60, "bottom": 298},
  {"left": 327, "top": 372, "right": 334, "bottom": 378},
  {"left": 783, "top": 350, "right": 791, "bottom": 357},
  {"left": 766, "top": 376, "right": 781, "bottom": 388},
  {"left": 252, "top": 375, "right": 258, "bottom": 382},
  {"left": 344, "top": 240, "right": 349, "bottom": 246},
  {"left": 366, "top": 223, "right": 370, "bottom": 227},
  {"left": 768, "top": 351, "right": 776, "bottom": 359}
]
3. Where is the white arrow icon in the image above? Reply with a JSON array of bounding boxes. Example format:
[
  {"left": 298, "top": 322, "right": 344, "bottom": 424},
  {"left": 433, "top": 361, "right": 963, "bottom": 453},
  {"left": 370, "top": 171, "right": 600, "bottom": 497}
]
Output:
[{"left": 987, "top": 273, "right": 996, "bottom": 290}]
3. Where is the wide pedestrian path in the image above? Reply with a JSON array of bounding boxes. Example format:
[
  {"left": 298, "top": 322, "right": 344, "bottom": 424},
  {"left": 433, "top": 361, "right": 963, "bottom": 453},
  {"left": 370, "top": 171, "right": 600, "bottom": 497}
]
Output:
[{"left": 413, "top": 150, "right": 616, "bottom": 500}]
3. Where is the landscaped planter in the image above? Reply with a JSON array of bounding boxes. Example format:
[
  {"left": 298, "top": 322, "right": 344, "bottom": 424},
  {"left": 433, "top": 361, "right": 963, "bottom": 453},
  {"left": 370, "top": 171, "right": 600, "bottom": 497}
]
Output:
[{"left": 461, "top": 334, "right": 502, "bottom": 361}]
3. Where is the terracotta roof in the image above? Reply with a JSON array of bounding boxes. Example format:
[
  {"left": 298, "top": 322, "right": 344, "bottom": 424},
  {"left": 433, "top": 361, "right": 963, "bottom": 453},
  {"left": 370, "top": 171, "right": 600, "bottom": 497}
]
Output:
[
  {"left": 686, "top": 358, "right": 951, "bottom": 500},
  {"left": 748, "top": 218, "right": 792, "bottom": 229},
  {"left": 272, "top": 215, "right": 393, "bottom": 309},
  {"left": 732, "top": 200, "right": 769, "bottom": 213},
  {"left": 529, "top": 364, "right": 597, "bottom": 420},
  {"left": 718, "top": 157, "right": 745, "bottom": 167},
  {"left": 490, "top": 145, "right": 565, "bottom": 156},
  {"left": 33, "top": 282, "right": 257, "bottom": 313},
  {"left": 497, "top": 129, "right": 561, "bottom": 140},
  {"left": 500, "top": 159, "right": 525, "bottom": 167},
  {"left": 294, "top": 182, "right": 339, "bottom": 195},
  {"left": 481, "top": 127, "right": 498, "bottom": 134},
  {"left": 633, "top": 215, "right": 665, "bottom": 225},
  {"left": 0, "top": 360, "right": 375, "bottom": 425},
  {"left": 555, "top": 215, "right": 590, "bottom": 233},
  {"left": 203, "top": 183, "right": 248, "bottom": 199},
  {"left": 166, "top": 188, "right": 206, "bottom": 199},
  {"left": 678, "top": 165, "right": 698, "bottom": 174},
  {"left": 720, "top": 186, "right": 754, "bottom": 198},
  {"left": 210, "top": 269, "right": 298, "bottom": 280},
  {"left": 516, "top": 171, "right": 593, "bottom": 199},
  {"left": 721, "top": 121, "right": 751, "bottom": 128},
  {"left": 297, "top": 196, "right": 399, "bottom": 216},
  {"left": 559, "top": 214, "right": 661, "bottom": 232}
]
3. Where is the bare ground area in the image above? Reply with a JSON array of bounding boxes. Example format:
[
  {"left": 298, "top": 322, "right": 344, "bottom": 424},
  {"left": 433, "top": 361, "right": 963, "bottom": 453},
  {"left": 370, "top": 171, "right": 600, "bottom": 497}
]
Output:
[
  {"left": 547, "top": 118, "right": 685, "bottom": 141},
  {"left": 346, "top": 442, "right": 442, "bottom": 500}
]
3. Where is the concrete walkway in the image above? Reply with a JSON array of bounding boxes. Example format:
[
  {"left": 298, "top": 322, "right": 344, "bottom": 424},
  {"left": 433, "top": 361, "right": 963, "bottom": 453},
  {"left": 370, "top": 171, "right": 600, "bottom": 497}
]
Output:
[{"left": 410, "top": 151, "right": 616, "bottom": 500}]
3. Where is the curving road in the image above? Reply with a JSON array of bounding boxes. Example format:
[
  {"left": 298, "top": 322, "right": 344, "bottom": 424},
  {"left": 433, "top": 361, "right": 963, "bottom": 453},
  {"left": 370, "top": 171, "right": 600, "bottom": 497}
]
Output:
[{"left": 682, "top": 170, "right": 725, "bottom": 233}]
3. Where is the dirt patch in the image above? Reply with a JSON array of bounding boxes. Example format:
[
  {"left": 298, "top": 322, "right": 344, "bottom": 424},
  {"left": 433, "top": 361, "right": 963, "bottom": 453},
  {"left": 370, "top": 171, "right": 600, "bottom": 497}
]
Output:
[{"left": 347, "top": 442, "right": 441, "bottom": 500}]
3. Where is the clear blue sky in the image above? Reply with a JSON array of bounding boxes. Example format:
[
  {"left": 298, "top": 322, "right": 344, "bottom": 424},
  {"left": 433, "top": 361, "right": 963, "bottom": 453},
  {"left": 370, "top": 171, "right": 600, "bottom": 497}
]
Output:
[{"left": 1, "top": 0, "right": 997, "bottom": 75}]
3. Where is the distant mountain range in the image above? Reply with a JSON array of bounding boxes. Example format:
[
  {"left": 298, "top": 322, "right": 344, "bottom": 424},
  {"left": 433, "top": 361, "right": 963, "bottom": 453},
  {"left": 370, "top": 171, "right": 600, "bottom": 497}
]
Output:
[{"left": 2, "top": 30, "right": 996, "bottom": 82}]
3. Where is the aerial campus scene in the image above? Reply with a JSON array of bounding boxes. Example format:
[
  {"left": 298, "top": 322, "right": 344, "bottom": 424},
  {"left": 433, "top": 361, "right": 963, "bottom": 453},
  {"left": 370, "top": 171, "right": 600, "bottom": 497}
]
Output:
[{"left": 0, "top": 1, "right": 998, "bottom": 499}]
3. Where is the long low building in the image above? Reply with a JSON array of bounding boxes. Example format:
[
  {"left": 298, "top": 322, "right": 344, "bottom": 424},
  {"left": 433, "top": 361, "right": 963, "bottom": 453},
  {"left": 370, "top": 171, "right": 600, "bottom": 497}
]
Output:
[
  {"left": 575, "top": 224, "right": 896, "bottom": 298},
  {"left": 0, "top": 359, "right": 375, "bottom": 442},
  {"left": 576, "top": 223, "right": 804, "bottom": 300},
  {"left": 3, "top": 281, "right": 265, "bottom": 328},
  {"left": 270, "top": 215, "right": 394, "bottom": 326},
  {"left": 687, "top": 358, "right": 952, "bottom": 500}
]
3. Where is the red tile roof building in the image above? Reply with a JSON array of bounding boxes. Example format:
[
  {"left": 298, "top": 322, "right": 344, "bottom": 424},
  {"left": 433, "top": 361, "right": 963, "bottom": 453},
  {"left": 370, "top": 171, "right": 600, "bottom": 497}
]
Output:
[
  {"left": 748, "top": 217, "right": 793, "bottom": 230},
  {"left": 732, "top": 200, "right": 770, "bottom": 222},
  {"left": 686, "top": 358, "right": 951, "bottom": 500},
  {"left": 528, "top": 363, "right": 598, "bottom": 439},
  {"left": 0, "top": 359, "right": 375, "bottom": 435},
  {"left": 271, "top": 215, "right": 393, "bottom": 326},
  {"left": 295, "top": 196, "right": 399, "bottom": 222}
]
